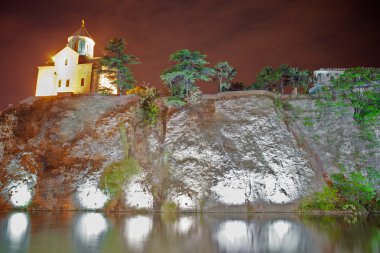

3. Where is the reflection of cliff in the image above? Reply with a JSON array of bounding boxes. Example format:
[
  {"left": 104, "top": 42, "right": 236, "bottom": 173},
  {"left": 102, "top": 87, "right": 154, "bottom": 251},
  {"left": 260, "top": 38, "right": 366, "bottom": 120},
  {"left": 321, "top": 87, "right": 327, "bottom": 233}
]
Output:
[
  {"left": 72, "top": 213, "right": 108, "bottom": 253},
  {"left": 0, "top": 212, "right": 379, "bottom": 253},
  {"left": 0, "top": 213, "right": 30, "bottom": 253},
  {"left": 213, "top": 219, "right": 310, "bottom": 253},
  {"left": 0, "top": 92, "right": 378, "bottom": 211}
]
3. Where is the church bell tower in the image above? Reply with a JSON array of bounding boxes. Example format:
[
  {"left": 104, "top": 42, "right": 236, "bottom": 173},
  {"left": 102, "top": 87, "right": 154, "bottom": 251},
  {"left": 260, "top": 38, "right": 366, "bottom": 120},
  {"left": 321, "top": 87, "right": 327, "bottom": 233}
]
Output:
[{"left": 67, "top": 20, "right": 95, "bottom": 58}]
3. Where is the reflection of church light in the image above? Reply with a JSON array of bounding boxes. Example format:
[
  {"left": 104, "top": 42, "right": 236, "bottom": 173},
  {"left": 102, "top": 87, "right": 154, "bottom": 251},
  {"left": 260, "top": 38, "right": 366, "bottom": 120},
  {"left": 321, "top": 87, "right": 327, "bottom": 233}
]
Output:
[
  {"left": 9, "top": 183, "right": 32, "bottom": 207},
  {"left": 214, "top": 221, "right": 252, "bottom": 252},
  {"left": 77, "top": 184, "right": 109, "bottom": 210},
  {"left": 124, "top": 216, "right": 152, "bottom": 251},
  {"left": 7, "top": 213, "right": 29, "bottom": 243},
  {"left": 76, "top": 213, "right": 108, "bottom": 242}
]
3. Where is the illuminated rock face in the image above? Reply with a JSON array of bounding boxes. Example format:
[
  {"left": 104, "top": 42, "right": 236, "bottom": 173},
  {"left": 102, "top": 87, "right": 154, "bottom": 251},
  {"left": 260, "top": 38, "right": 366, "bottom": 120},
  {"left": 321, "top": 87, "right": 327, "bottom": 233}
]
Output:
[
  {"left": 165, "top": 96, "right": 315, "bottom": 210},
  {"left": 0, "top": 92, "right": 378, "bottom": 211},
  {"left": 1, "top": 152, "right": 40, "bottom": 208}
]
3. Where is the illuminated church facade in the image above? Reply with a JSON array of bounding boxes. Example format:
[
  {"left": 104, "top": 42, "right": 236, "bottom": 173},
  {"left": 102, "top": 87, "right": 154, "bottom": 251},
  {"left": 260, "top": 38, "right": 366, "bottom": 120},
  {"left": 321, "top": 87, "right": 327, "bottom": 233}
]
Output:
[{"left": 35, "top": 21, "right": 115, "bottom": 96}]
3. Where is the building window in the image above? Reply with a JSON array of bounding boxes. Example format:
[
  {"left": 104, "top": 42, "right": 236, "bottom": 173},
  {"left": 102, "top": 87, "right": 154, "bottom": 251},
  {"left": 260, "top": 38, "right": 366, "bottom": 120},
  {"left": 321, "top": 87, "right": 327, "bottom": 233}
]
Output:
[
  {"left": 65, "top": 59, "right": 68, "bottom": 66},
  {"left": 81, "top": 78, "right": 85, "bottom": 86},
  {"left": 79, "top": 40, "right": 85, "bottom": 52},
  {"left": 66, "top": 79, "right": 70, "bottom": 87},
  {"left": 58, "top": 80, "right": 62, "bottom": 87}
]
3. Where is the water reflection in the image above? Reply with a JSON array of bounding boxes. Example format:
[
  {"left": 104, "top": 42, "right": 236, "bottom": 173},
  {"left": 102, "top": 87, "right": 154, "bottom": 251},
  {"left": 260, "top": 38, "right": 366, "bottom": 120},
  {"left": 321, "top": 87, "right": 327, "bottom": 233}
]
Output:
[
  {"left": 0, "top": 212, "right": 379, "bottom": 253},
  {"left": 123, "top": 215, "right": 153, "bottom": 251},
  {"left": 72, "top": 212, "right": 108, "bottom": 253},
  {"left": 0, "top": 212, "right": 30, "bottom": 253},
  {"left": 175, "top": 216, "right": 194, "bottom": 234},
  {"left": 265, "top": 220, "right": 301, "bottom": 253},
  {"left": 214, "top": 219, "right": 305, "bottom": 253},
  {"left": 214, "top": 220, "right": 254, "bottom": 252}
]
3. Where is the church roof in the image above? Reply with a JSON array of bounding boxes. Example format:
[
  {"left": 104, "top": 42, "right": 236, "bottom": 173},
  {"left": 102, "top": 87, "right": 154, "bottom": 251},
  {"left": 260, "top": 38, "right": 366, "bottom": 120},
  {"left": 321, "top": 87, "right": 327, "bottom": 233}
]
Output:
[{"left": 71, "top": 26, "right": 92, "bottom": 39}]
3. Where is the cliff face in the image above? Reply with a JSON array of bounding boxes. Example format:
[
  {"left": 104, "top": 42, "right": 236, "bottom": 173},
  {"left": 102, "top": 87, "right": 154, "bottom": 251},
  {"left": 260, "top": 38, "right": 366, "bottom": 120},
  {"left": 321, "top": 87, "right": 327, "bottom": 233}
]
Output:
[{"left": 0, "top": 92, "right": 378, "bottom": 211}]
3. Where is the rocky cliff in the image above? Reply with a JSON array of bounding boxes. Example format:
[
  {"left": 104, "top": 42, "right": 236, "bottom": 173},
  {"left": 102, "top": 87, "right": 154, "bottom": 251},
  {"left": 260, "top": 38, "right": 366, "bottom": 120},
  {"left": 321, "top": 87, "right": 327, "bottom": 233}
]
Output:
[{"left": 0, "top": 91, "right": 378, "bottom": 211}]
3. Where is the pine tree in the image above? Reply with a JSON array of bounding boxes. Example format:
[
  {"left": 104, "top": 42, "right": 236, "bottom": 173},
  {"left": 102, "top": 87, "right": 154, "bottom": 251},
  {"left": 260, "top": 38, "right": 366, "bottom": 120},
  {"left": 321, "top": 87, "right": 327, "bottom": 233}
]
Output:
[
  {"left": 214, "top": 61, "right": 237, "bottom": 92},
  {"left": 160, "top": 49, "right": 215, "bottom": 99},
  {"left": 99, "top": 38, "right": 140, "bottom": 95}
]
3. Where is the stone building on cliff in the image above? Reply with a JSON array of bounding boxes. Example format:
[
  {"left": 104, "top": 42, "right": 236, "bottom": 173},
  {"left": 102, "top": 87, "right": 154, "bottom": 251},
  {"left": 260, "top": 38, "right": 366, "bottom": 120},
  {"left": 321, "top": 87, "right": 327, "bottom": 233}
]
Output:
[{"left": 35, "top": 21, "right": 115, "bottom": 96}]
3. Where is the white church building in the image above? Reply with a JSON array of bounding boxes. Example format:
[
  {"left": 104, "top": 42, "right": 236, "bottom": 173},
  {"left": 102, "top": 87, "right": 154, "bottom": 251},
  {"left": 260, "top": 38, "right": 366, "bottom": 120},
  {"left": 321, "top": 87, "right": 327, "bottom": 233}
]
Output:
[{"left": 35, "top": 21, "right": 115, "bottom": 96}]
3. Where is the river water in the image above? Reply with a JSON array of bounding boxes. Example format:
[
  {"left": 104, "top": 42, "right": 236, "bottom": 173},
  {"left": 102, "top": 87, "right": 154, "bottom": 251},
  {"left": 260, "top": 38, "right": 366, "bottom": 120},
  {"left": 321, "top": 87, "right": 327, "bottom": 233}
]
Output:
[{"left": 0, "top": 212, "right": 379, "bottom": 253}]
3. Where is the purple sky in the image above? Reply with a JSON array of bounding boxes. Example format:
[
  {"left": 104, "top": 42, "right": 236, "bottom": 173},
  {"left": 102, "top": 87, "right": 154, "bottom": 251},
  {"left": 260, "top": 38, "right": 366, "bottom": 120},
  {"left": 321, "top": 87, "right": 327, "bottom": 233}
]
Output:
[{"left": 0, "top": 0, "right": 379, "bottom": 109}]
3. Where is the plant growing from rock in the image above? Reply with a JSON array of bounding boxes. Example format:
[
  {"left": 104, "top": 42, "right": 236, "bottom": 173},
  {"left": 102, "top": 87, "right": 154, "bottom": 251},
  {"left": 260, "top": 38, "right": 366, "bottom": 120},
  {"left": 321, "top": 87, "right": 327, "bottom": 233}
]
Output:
[
  {"left": 331, "top": 166, "right": 379, "bottom": 211},
  {"left": 99, "top": 124, "right": 141, "bottom": 198},
  {"left": 136, "top": 84, "right": 160, "bottom": 125},
  {"left": 161, "top": 201, "right": 178, "bottom": 214},
  {"left": 317, "top": 67, "right": 380, "bottom": 134},
  {"left": 301, "top": 166, "right": 380, "bottom": 212},
  {"left": 301, "top": 186, "right": 341, "bottom": 211}
]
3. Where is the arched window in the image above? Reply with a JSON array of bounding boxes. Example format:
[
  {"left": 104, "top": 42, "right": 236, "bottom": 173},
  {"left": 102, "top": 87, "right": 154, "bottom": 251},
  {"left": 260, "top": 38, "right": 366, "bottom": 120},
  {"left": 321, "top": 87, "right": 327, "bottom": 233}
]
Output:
[
  {"left": 65, "top": 59, "right": 68, "bottom": 66},
  {"left": 79, "top": 40, "right": 85, "bottom": 52},
  {"left": 81, "top": 78, "right": 85, "bottom": 86},
  {"left": 66, "top": 79, "right": 70, "bottom": 87},
  {"left": 58, "top": 80, "right": 62, "bottom": 87}
]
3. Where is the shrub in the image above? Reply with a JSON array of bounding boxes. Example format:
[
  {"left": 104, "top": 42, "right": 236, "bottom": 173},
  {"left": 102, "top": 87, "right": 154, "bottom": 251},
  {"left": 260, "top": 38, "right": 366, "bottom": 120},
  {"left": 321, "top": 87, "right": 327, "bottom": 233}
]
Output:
[
  {"left": 250, "top": 82, "right": 266, "bottom": 90},
  {"left": 184, "top": 87, "right": 203, "bottom": 105},
  {"left": 165, "top": 96, "right": 186, "bottom": 108},
  {"left": 99, "top": 158, "right": 141, "bottom": 197},
  {"left": 301, "top": 186, "right": 340, "bottom": 211},
  {"left": 136, "top": 85, "right": 160, "bottom": 125},
  {"left": 331, "top": 167, "right": 378, "bottom": 210},
  {"left": 224, "top": 82, "right": 245, "bottom": 91},
  {"left": 99, "top": 124, "right": 141, "bottom": 197},
  {"left": 161, "top": 201, "right": 178, "bottom": 214},
  {"left": 126, "top": 85, "right": 144, "bottom": 95}
]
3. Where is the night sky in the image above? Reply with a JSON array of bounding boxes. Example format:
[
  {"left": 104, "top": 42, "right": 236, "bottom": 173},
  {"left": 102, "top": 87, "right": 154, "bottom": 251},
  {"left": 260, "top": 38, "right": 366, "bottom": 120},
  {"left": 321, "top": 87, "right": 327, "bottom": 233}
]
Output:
[{"left": 0, "top": 0, "right": 379, "bottom": 110}]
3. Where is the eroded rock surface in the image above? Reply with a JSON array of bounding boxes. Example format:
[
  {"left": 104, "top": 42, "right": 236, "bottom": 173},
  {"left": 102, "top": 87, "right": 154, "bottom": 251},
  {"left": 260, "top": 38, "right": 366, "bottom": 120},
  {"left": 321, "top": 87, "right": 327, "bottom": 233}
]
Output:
[{"left": 0, "top": 92, "right": 378, "bottom": 211}]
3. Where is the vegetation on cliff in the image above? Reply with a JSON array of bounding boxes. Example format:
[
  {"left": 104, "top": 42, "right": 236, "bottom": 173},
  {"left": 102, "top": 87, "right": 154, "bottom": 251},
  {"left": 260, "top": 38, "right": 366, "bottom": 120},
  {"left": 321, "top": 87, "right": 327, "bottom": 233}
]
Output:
[
  {"left": 213, "top": 61, "right": 237, "bottom": 92},
  {"left": 251, "top": 64, "right": 311, "bottom": 94},
  {"left": 99, "top": 124, "right": 141, "bottom": 198},
  {"left": 135, "top": 85, "right": 160, "bottom": 125},
  {"left": 160, "top": 49, "right": 215, "bottom": 107},
  {"left": 301, "top": 166, "right": 380, "bottom": 212},
  {"left": 316, "top": 67, "right": 380, "bottom": 141}
]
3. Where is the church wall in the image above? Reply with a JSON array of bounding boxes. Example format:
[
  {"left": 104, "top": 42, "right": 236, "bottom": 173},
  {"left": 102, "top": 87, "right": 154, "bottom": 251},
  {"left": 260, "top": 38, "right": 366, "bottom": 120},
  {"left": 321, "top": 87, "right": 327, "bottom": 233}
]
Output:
[
  {"left": 35, "top": 27, "right": 102, "bottom": 97},
  {"left": 71, "top": 63, "right": 93, "bottom": 94},
  {"left": 54, "top": 48, "right": 93, "bottom": 94},
  {"left": 35, "top": 66, "right": 57, "bottom": 96}
]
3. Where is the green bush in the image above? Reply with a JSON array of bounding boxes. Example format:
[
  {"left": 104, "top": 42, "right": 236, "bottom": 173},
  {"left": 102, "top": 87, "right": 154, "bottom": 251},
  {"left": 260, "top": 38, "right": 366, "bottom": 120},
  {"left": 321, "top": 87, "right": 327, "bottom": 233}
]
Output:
[
  {"left": 161, "top": 201, "right": 178, "bottom": 214},
  {"left": 331, "top": 167, "right": 379, "bottom": 211},
  {"left": 137, "top": 86, "right": 160, "bottom": 125},
  {"left": 301, "top": 186, "right": 341, "bottom": 211},
  {"left": 99, "top": 158, "right": 141, "bottom": 197},
  {"left": 250, "top": 82, "right": 266, "bottom": 90},
  {"left": 99, "top": 124, "right": 141, "bottom": 197},
  {"left": 165, "top": 96, "right": 186, "bottom": 108}
]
